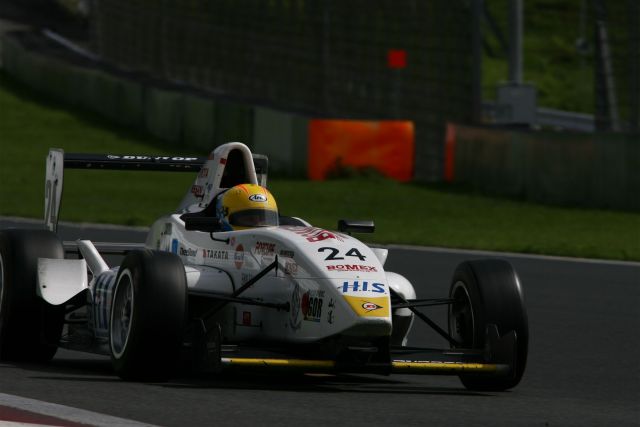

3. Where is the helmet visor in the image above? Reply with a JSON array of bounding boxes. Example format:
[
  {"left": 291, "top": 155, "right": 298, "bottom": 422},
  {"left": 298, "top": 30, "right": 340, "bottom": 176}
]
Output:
[{"left": 229, "top": 209, "right": 279, "bottom": 228}]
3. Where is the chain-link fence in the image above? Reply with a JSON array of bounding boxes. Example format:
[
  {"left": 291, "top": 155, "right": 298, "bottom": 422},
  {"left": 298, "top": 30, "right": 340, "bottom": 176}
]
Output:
[{"left": 91, "top": 0, "right": 476, "bottom": 181}]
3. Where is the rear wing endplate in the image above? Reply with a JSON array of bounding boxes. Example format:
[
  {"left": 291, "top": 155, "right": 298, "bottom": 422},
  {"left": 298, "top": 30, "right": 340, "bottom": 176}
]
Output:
[{"left": 44, "top": 149, "right": 268, "bottom": 233}]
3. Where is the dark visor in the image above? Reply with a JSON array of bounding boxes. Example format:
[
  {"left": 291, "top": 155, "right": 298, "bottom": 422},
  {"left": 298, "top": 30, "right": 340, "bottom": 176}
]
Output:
[{"left": 229, "top": 209, "right": 279, "bottom": 227}]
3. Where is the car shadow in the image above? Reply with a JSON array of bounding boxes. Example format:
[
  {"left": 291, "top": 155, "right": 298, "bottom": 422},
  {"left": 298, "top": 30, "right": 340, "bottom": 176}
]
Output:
[{"left": 13, "top": 352, "right": 495, "bottom": 397}]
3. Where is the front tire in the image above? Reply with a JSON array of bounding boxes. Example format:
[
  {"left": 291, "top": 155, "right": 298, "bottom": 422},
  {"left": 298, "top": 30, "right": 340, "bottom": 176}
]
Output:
[
  {"left": 448, "top": 259, "right": 528, "bottom": 391},
  {"left": 110, "top": 250, "right": 187, "bottom": 381},
  {"left": 0, "top": 229, "right": 65, "bottom": 362}
]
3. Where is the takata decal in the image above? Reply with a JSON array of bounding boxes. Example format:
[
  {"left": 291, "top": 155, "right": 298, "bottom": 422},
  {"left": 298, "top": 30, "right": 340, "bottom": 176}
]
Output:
[
  {"left": 289, "top": 284, "right": 302, "bottom": 331},
  {"left": 338, "top": 281, "right": 386, "bottom": 294},
  {"left": 282, "top": 226, "right": 345, "bottom": 243},
  {"left": 327, "top": 265, "right": 377, "bottom": 272},
  {"left": 203, "top": 249, "right": 228, "bottom": 260},
  {"left": 301, "top": 290, "right": 324, "bottom": 322},
  {"left": 249, "top": 193, "right": 267, "bottom": 202}
]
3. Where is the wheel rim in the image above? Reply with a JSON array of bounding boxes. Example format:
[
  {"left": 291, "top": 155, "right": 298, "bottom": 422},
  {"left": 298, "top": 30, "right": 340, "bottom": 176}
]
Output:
[
  {"left": 110, "top": 270, "right": 134, "bottom": 359},
  {"left": 449, "top": 281, "right": 475, "bottom": 348}
]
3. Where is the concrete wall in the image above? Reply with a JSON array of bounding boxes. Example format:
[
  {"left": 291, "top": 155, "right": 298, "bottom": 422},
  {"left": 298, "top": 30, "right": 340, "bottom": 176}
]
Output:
[{"left": 448, "top": 124, "right": 639, "bottom": 211}]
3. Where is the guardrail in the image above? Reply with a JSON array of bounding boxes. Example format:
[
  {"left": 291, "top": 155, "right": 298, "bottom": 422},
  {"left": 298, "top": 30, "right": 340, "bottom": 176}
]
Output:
[{"left": 483, "top": 102, "right": 594, "bottom": 132}]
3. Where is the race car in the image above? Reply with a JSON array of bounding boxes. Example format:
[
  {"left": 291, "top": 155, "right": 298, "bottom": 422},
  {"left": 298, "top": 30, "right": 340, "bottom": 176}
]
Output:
[{"left": 0, "top": 142, "right": 528, "bottom": 390}]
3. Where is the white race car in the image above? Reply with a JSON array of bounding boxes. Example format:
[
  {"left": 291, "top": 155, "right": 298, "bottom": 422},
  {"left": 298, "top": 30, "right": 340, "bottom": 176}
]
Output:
[{"left": 0, "top": 142, "right": 528, "bottom": 390}]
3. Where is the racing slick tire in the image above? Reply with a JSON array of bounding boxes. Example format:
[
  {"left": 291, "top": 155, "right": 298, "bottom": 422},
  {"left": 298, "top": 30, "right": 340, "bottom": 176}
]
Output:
[
  {"left": 0, "top": 229, "right": 65, "bottom": 362},
  {"left": 110, "top": 250, "right": 187, "bottom": 381},
  {"left": 448, "top": 259, "right": 528, "bottom": 391}
]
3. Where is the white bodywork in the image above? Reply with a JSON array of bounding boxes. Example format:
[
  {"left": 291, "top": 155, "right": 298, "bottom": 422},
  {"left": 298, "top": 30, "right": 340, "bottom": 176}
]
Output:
[
  {"left": 37, "top": 258, "right": 88, "bottom": 305},
  {"left": 39, "top": 142, "right": 417, "bottom": 349}
]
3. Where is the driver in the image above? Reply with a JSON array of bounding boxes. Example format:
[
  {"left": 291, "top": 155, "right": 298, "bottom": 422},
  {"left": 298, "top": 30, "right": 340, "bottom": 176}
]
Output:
[{"left": 215, "top": 184, "right": 279, "bottom": 230}]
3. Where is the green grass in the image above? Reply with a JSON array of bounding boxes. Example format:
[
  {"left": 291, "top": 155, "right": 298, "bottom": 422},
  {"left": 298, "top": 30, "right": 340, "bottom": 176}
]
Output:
[
  {"left": 1, "top": 72, "right": 638, "bottom": 261},
  {"left": 482, "top": 0, "right": 594, "bottom": 113}
]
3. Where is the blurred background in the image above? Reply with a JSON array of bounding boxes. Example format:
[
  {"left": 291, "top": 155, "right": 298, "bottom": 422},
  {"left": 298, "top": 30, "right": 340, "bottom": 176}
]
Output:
[{"left": 0, "top": 0, "right": 638, "bottom": 258}]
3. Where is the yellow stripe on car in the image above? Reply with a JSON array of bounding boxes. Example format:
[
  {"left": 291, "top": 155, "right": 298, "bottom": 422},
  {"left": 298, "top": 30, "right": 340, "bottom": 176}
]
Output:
[{"left": 343, "top": 296, "right": 390, "bottom": 317}]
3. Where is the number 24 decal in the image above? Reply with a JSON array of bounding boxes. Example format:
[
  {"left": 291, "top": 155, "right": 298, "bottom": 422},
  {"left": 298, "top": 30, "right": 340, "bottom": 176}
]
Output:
[{"left": 318, "top": 247, "right": 366, "bottom": 261}]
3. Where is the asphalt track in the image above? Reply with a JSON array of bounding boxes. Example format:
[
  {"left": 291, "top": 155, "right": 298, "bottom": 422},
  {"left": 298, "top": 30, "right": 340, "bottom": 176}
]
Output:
[{"left": 0, "top": 217, "right": 639, "bottom": 426}]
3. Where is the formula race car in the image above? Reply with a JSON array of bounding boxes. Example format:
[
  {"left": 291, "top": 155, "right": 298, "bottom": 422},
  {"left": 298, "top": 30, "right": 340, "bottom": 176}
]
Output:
[{"left": 0, "top": 142, "right": 528, "bottom": 390}]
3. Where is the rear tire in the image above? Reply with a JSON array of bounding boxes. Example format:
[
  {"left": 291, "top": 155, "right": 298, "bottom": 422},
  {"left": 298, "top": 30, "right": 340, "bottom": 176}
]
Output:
[
  {"left": 0, "top": 229, "right": 65, "bottom": 362},
  {"left": 110, "top": 250, "right": 187, "bottom": 381},
  {"left": 448, "top": 259, "right": 528, "bottom": 391}
]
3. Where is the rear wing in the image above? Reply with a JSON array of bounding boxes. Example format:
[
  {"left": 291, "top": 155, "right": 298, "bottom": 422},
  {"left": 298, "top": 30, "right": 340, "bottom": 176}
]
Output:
[{"left": 44, "top": 149, "right": 269, "bottom": 233}]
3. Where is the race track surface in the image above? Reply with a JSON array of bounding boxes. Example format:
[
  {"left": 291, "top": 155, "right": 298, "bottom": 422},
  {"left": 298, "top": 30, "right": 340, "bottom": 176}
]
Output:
[{"left": 1, "top": 218, "right": 639, "bottom": 426}]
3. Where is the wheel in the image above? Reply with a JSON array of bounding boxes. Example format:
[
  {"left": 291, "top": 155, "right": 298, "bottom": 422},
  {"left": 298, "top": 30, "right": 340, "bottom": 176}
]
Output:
[
  {"left": 110, "top": 249, "right": 187, "bottom": 381},
  {"left": 0, "top": 229, "right": 65, "bottom": 362},
  {"left": 448, "top": 259, "right": 528, "bottom": 391}
]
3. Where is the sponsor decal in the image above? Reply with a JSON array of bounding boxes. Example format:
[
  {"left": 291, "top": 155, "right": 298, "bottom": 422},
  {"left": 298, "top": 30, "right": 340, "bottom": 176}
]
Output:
[
  {"left": 301, "top": 290, "right": 324, "bottom": 322},
  {"left": 191, "top": 185, "right": 204, "bottom": 197},
  {"left": 255, "top": 241, "right": 276, "bottom": 256},
  {"left": 279, "top": 249, "right": 294, "bottom": 258},
  {"left": 362, "top": 301, "right": 383, "bottom": 312},
  {"left": 179, "top": 246, "right": 197, "bottom": 257},
  {"left": 202, "top": 249, "right": 229, "bottom": 260},
  {"left": 229, "top": 236, "right": 236, "bottom": 247},
  {"left": 219, "top": 157, "right": 227, "bottom": 165},
  {"left": 283, "top": 226, "right": 345, "bottom": 243},
  {"left": 106, "top": 155, "right": 198, "bottom": 161},
  {"left": 249, "top": 193, "right": 267, "bottom": 202},
  {"left": 235, "top": 244, "right": 244, "bottom": 269},
  {"left": 198, "top": 167, "right": 209, "bottom": 178},
  {"left": 93, "top": 272, "right": 117, "bottom": 333},
  {"left": 284, "top": 261, "right": 298, "bottom": 276},
  {"left": 339, "top": 281, "right": 386, "bottom": 294},
  {"left": 171, "top": 239, "right": 179, "bottom": 254},
  {"left": 289, "top": 283, "right": 302, "bottom": 331},
  {"left": 327, "top": 264, "right": 377, "bottom": 272},
  {"left": 241, "top": 272, "right": 253, "bottom": 283},
  {"left": 343, "top": 296, "right": 390, "bottom": 317}
]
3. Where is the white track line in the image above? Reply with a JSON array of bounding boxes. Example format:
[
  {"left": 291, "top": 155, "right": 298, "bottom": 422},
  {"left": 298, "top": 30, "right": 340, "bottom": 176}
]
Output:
[
  {"left": 0, "top": 393, "right": 158, "bottom": 427},
  {"left": 379, "top": 243, "right": 640, "bottom": 267}
]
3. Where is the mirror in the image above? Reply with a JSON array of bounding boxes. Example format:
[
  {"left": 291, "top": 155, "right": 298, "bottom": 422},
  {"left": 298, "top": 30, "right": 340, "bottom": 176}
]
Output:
[{"left": 337, "top": 219, "right": 375, "bottom": 234}]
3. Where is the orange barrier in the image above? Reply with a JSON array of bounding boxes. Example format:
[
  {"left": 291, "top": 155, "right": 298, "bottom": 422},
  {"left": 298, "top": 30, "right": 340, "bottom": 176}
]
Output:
[
  {"left": 443, "top": 122, "right": 457, "bottom": 182},
  {"left": 308, "top": 120, "right": 414, "bottom": 181}
]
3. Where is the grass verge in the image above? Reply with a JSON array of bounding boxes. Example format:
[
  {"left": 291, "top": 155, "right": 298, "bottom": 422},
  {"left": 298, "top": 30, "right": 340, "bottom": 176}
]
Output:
[{"left": 0, "top": 72, "right": 638, "bottom": 261}]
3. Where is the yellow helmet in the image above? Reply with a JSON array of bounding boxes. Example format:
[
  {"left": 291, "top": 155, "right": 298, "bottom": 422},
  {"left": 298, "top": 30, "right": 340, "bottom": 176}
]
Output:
[{"left": 216, "top": 184, "right": 278, "bottom": 230}]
